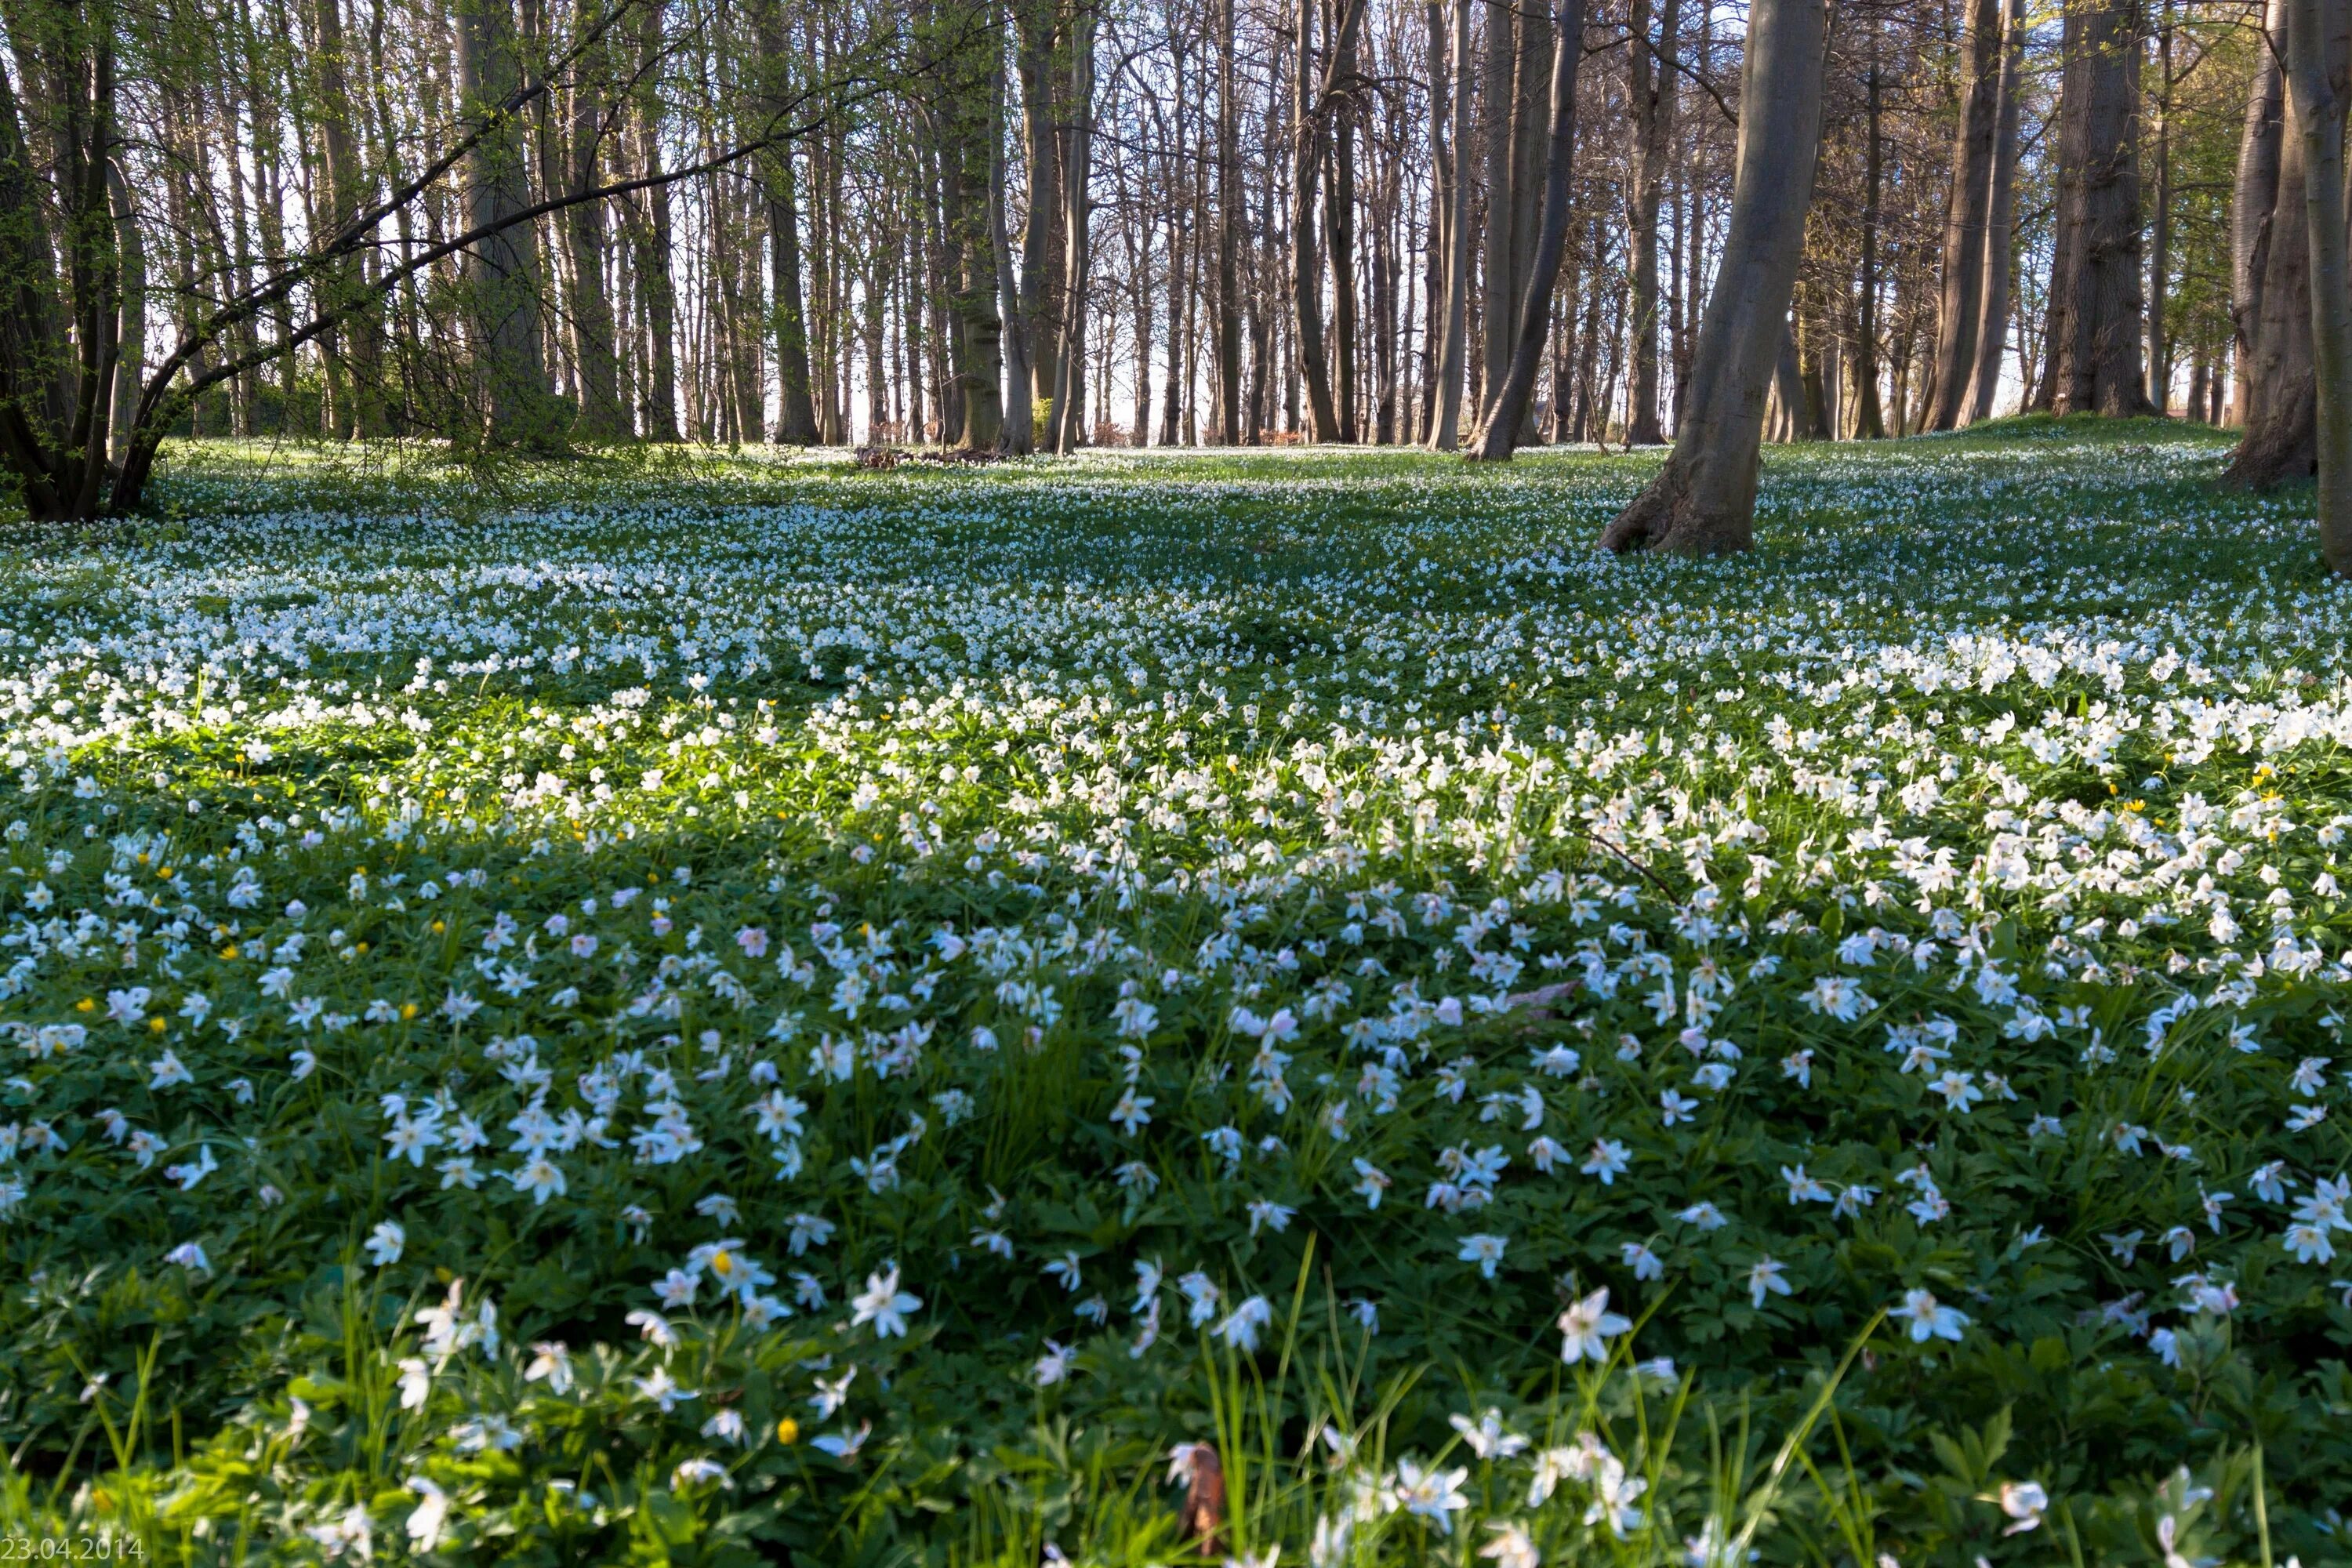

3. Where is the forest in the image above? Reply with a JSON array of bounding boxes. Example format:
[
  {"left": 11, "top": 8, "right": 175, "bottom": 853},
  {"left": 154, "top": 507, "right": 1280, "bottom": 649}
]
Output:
[{"left": 13, "top": 0, "right": 2352, "bottom": 1562}]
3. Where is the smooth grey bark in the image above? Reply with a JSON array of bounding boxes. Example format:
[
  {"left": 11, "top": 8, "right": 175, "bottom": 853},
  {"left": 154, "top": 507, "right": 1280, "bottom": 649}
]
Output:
[
  {"left": 2229, "top": 2, "right": 2322, "bottom": 488},
  {"left": 564, "top": 2, "right": 624, "bottom": 440},
  {"left": 1471, "top": 0, "right": 1583, "bottom": 459},
  {"left": 1477, "top": 0, "right": 1518, "bottom": 415},
  {"left": 989, "top": 24, "right": 1033, "bottom": 455},
  {"left": 1428, "top": 0, "right": 1473, "bottom": 449},
  {"left": 2048, "top": 0, "right": 2154, "bottom": 416},
  {"left": 1048, "top": 10, "right": 1094, "bottom": 452},
  {"left": 1625, "top": 0, "right": 1678, "bottom": 443},
  {"left": 1599, "top": 0, "right": 1825, "bottom": 554},
  {"left": 455, "top": 0, "right": 554, "bottom": 444},
  {"left": 1962, "top": 0, "right": 2024, "bottom": 423},
  {"left": 107, "top": 158, "right": 143, "bottom": 465},
  {"left": 2282, "top": 0, "right": 2352, "bottom": 571},
  {"left": 755, "top": 0, "right": 818, "bottom": 445},
  {"left": 1289, "top": 0, "right": 1367, "bottom": 441},
  {"left": 1929, "top": 0, "right": 2001, "bottom": 429},
  {"left": 2230, "top": 0, "right": 2287, "bottom": 431},
  {"left": 1215, "top": 0, "right": 1240, "bottom": 444}
]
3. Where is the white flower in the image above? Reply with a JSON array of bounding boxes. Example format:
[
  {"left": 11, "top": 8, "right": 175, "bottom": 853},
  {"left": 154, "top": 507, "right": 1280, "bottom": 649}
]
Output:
[
  {"left": 1581, "top": 1138, "right": 1632, "bottom": 1185},
  {"left": 1893, "top": 1287, "right": 1968, "bottom": 1343},
  {"left": 1447, "top": 1407, "right": 1530, "bottom": 1460},
  {"left": 1746, "top": 1256, "right": 1792, "bottom": 1309},
  {"left": 1392, "top": 1457, "right": 1471, "bottom": 1534},
  {"left": 364, "top": 1221, "right": 405, "bottom": 1268},
  {"left": 851, "top": 1264, "right": 922, "bottom": 1338},
  {"left": 1993, "top": 1479, "right": 2048, "bottom": 1535},
  {"left": 1479, "top": 1520, "right": 1539, "bottom": 1568},
  {"left": 1457, "top": 1233, "right": 1508, "bottom": 1278},
  {"left": 405, "top": 1477, "right": 450, "bottom": 1548},
  {"left": 1558, "top": 1287, "right": 1632, "bottom": 1364},
  {"left": 1215, "top": 1294, "right": 1274, "bottom": 1351}
]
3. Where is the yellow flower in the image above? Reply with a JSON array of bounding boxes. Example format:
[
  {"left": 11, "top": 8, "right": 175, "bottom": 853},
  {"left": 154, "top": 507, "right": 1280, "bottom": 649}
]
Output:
[
  {"left": 76, "top": 997, "right": 95, "bottom": 1012},
  {"left": 356, "top": 942, "right": 369, "bottom": 955},
  {"left": 775, "top": 1417, "right": 800, "bottom": 1445},
  {"left": 220, "top": 944, "right": 238, "bottom": 960},
  {"left": 430, "top": 920, "right": 445, "bottom": 934},
  {"left": 147, "top": 1016, "right": 166, "bottom": 1033},
  {"left": 401, "top": 1002, "right": 419, "bottom": 1020},
  {"left": 136, "top": 852, "right": 149, "bottom": 866},
  {"left": 157, "top": 866, "right": 174, "bottom": 880}
]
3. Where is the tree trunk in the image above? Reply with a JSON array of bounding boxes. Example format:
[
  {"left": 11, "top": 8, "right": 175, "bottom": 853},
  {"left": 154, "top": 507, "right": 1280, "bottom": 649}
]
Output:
[
  {"left": 1050, "top": 11, "right": 1096, "bottom": 452},
  {"left": 1600, "top": 0, "right": 1826, "bottom": 554},
  {"left": 1963, "top": 0, "right": 2025, "bottom": 423},
  {"left": 314, "top": 0, "right": 387, "bottom": 434},
  {"left": 1855, "top": 31, "right": 1887, "bottom": 441},
  {"left": 2231, "top": 0, "right": 2287, "bottom": 432},
  {"left": 630, "top": 2, "right": 680, "bottom": 441},
  {"left": 1478, "top": 0, "right": 1518, "bottom": 419},
  {"left": 990, "top": 24, "right": 1033, "bottom": 456},
  {"left": 1471, "top": 0, "right": 1583, "bottom": 459},
  {"left": 2048, "top": 0, "right": 2154, "bottom": 416},
  {"left": 564, "top": 2, "right": 624, "bottom": 441},
  {"left": 2230, "top": 31, "right": 2321, "bottom": 488},
  {"left": 1328, "top": 7, "right": 1360, "bottom": 444},
  {"left": 1290, "top": 0, "right": 1367, "bottom": 441},
  {"left": 1216, "top": 0, "right": 1241, "bottom": 444},
  {"left": 2282, "top": 0, "right": 2352, "bottom": 570},
  {"left": 1928, "top": 0, "right": 2001, "bottom": 429},
  {"left": 2146, "top": 0, "right": 2176, "bottom": 413},
  {"left": 456, "top": 0, "right": 555, "bottom": 444},
  {"left": 1429, "top": 0, "right": 1473, "bottom": 448},
  {"left": 1625, "top": 0, "right": 1679, "bottom": 443}
]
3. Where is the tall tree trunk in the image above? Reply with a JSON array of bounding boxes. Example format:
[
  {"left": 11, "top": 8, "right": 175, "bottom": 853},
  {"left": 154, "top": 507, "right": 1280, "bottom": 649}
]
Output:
[
  {"left": 1216, "top": 0, "right": 1241, "bottom": 444},
  {"left": 454, "top": 0, "right": 554, "bottom": 445},
  {"left": 1478, "top": 0, "right": 1518, "bottom": 419},
  {"left": 1327, "top": 5, "right": 1360, "bottom": 443},
  {"left": 565, "top": 2, "right": 624, "bottom": 440},
  {"left": 1429, "top": 0, "right": 1473, "bottom": 448},
  {"left": 2145, "top": 0, "right": 2176, "bottom": 412},
  {"left": 1290, "top": 0, "right": 1367, "bottom": 441},
  {"left": 1505, "top": 0, "right": 1552, "bottom": 441},
  {"left": 1964, "top": 0, "right": 2025, "bottom": 423},
  {"left": 1854, "top": 31, "right": 1887, "bottom": 440},
  {"left": 630, "top": 2, "right": 679, "bottom": 440},
  {"left": 2230, "top": 0, "right": 2287, "bottom": 432},
  {"left": 1421, "top": 0, "right": 1450, "bottom": 441},
  {"left": 756, "top": 0, "right": 818, "bottom": 445},
  {"left": 1471, "top": 0, "right": 1583, "bottom": 459},
  {"left": 1015, "top": 0, "right": 1062, "bottom": 410},
  {"left": 314, "top": 0, "right": 386, "bottom": 434},
  {"left": 107, "top": 159, "right": 143, "bottom": 466},
  {"left": 1928, "top": 0, "right": 2001, "bottom": 429},
  {"left": 2233, "top": 0, "right": 2335, "bottom": 485},
  {"left": 990, "top": 18, "right": 1033, "bottom": 455},
  {"left": 1625, "top": 0, "right": 1679, "bottom": 444},
  {"left": 2281, "top": 0, "right": 2352, "bottom": 570},
  {"left": 1050, "top": 11, "right": 1096, "bottom": 452},
  {"left": 1601, "top": 0, "right": 1825, "bottom": 554},
  {"left": 2048, "top": 0, "right": 2154, "bottom": 416}
]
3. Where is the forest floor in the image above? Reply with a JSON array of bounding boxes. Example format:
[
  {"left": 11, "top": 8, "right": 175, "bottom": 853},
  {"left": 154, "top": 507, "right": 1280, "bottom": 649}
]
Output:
[{"left": 3, "top": 418, "right": 2350, "bottom": 1565}]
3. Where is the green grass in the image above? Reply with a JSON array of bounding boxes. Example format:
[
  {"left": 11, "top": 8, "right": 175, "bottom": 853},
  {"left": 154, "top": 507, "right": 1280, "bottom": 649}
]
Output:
[{"left": 0, "top": 421, "right": 2344, "bottom": 1565}]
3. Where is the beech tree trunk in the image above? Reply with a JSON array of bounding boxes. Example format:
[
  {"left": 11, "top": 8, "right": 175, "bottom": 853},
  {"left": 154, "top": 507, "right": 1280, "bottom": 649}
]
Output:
[
  {"left": 1472, "top": 0, "right": 1583, "bottom": 459},
  {"left": 1289, "top": 0, "right": 1366, "bottom": 442},
  {"left": 455, "top": 0, "right": 555, "bottom": 444},
  {"left": 1428, "top": 0, "right": 1472, "bottom": 449},
  {"left": 1963, "top": 0, "right": 2024, "bottom": 423},
  {"left": 1049, "top": 11, "right": 1095, "bottom": 452},
  {"left": 2230, "top": 21, "right": 2320, "bottom": 488},
  {"left": 2231, "top": 0, "right": 2288, "bottom": 434},
  {"left": 1216, "top": 0, "right": 1241, "bottom": 445},
  {"left": 1929, "top": 0, "right": 2002, "bottom": 430},
  {"left": 1600, "top": 0, "right": 1825, "bottom": 554},
  {"left": 2046, "top": 0, "right": 2154, "bottom": 417},
  {"left": 1625, "top": 0, "right": 1679, "bottom": 444},
  {"left": 989, "top": 34, "right": 1032, "bottom": 455},
  {"left": 1855, "top": 31, "right": 1887, "bottom": 441},
  {"left": 2282, "top": 0, "right": 2352, "bottom": 570}
]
